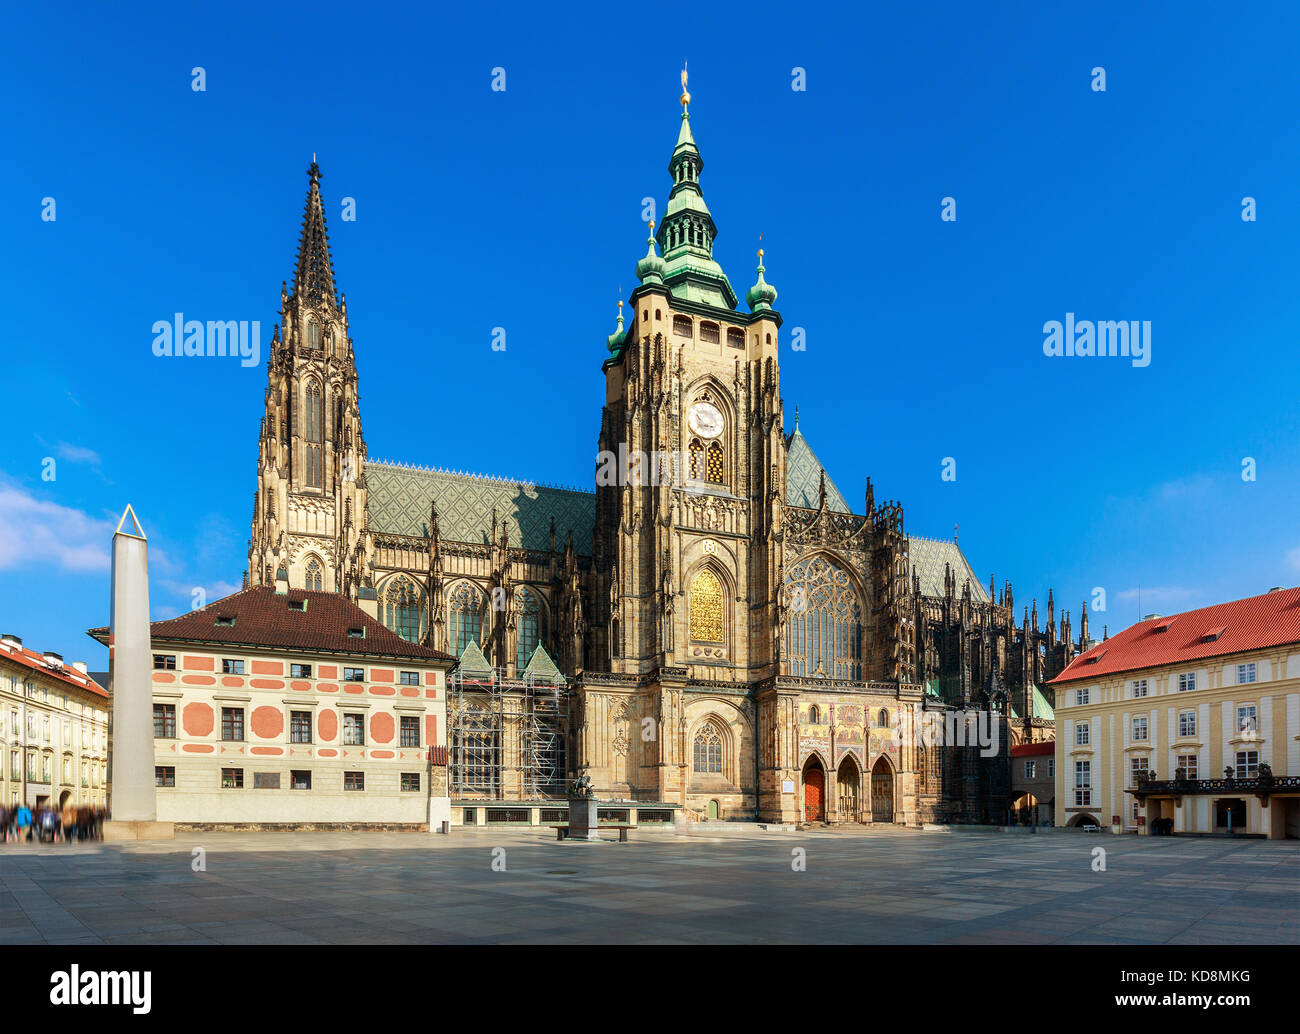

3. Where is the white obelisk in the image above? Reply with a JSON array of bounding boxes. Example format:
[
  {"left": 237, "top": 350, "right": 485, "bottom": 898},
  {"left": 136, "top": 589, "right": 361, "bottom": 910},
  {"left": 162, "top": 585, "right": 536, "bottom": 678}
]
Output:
[{"left": 105, "top": 505, "right": 172, "bottom": 839}]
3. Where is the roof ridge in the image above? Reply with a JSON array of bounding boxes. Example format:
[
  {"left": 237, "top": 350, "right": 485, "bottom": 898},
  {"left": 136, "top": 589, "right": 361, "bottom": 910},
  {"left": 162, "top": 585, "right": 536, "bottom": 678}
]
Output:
[{"left": 366, "top": 459, "right": 594, "bottom": 496}]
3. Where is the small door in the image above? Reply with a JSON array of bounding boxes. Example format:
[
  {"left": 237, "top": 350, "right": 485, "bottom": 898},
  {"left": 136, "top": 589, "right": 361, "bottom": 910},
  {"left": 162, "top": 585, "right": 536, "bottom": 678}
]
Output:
[
  {"left": 804, "top": 767, "right": 825, "bottom": 822},
  {"left": 871, "top": 759, "right": 894, "bottom": 823},
  {"left": 707, "top": 799, "right": 719, "bottom": 820}
]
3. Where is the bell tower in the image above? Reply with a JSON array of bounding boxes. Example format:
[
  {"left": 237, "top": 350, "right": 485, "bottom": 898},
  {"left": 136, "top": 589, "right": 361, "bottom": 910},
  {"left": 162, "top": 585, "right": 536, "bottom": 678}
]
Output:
[
  {"left": 593, "top": 70, "right": 786, "bottom": 684},
  {"left": 246, "top": 160, "right": 370, "bottom": 598}
]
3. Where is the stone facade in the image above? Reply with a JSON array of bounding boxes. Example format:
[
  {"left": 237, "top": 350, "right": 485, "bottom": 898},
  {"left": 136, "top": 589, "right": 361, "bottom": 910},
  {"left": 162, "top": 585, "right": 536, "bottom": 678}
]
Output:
[{"left": 243, "top": 83, "right": 1086, "bottom": 827}]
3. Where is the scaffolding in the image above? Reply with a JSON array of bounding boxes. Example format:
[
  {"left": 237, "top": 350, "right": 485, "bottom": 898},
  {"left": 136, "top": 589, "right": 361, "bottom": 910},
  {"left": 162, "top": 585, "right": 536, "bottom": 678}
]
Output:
[{"left": 448, "top": 665, "right": 569, "bottom": 800}]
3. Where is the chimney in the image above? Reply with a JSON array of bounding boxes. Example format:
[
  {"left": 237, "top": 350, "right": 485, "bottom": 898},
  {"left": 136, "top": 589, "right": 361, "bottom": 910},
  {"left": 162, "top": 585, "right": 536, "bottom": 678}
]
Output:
[
  {"left": 1143, "top": 613, "right": 1162, "bottom": 621},
  {"left": 1268, "top": 586, "right": 1285, "bottom": 593},
  {"left": 43, "top": 650, "right": 64, "bottom": 667},
  {"left": 72, "top": 661, "right": 88, "bottom": 674},
  {"left": 1, "top": 633, "right": 21, "bottom": 649}
]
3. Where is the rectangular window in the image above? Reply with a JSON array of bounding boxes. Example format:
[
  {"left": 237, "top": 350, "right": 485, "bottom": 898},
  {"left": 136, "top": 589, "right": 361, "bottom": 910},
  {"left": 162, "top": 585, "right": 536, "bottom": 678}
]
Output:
[
  {"left": 1075, "top": 722, "right": 1090, "bottom": 746},
  {"left": 400, "top": 715, "right": 420, "bottom": 748},
  {"left": 153, "top": 654, "right": 176, "bottom": 670},
  {"left": 401, "top": 772, "right": 421, "bottom": 792},
  {"left": 153, "top": 703, "right": 176, "bottom": 739},
  {"left": 1178, "top": 710, "right": 1197, "bottom": 737},
  {"left": 221, "top": 707, "right": 245, "bottom": 742},
  {"left": 344, "top": 771, "right": 364, "bottom": 791},
  {"left": 1024, "top": 760, "right": 1036, "bottom": 779},
  {"left": 221, "top": 767, "right": 244, "bottom": 789},
  {"left": 1132, "top": 679, "right": 1148, "bottom": 698},
  {"left": 222, "top": 659, "right": 245, "bottom": 675},
  {"left": 399, "top": 671, "right": 420, "bottom": 686},
  {"left": 155, "top": 766, "right": 175, "bottom": 788},
  {"left": 1074, "top": 761, "right": 1092, "bottom": 806},
  {"left": 1129, "top": 756, "right": 1149, "bottom": 786},
  {"left": 290, "top": 711, "right": 313, "bottom": 743},
  {"left": 1131, "top": 716, "right": 1148, "bottom": 742},
  {"left": 342, "top": 713, "right": 365, "bottom": 746},
  {"left": 1237, "top": 662, "right": 1257, "bottom": 684},
  {"left": 1048, "top": 759, "right": 1055, "bottom": 778},
  {"left": 1075, "top": 687, "right": 1090, "bottom": 706},
  {"left": 290, "top": 663, "right": 312, "bottom": 678},
  {"left": 1178, "top": 672, "right": 1196, "bottom": 692},
  {"left": 1177, "top": 754, "right": 1198, "bottom": 780},
  {"left": 1235, "top": 750, "right": 1259, "bottom": 779},
  {"left": 253, "top": 772, "right": 280, "bottom": 789},
  {"left": 290, "top": 770, "right": 312, "bottom": 790},
  {"left": 343, "top": 667, "right": 365, "bottom": 682},
  {"left": 1237, "top": 704, "right": 1257, "bottom": 736}
]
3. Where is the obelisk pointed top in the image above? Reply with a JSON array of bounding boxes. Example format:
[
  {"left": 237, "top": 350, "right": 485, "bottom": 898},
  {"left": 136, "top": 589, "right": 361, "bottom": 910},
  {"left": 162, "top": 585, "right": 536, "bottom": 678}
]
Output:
[{"left": 115, "top": 504, "right": 146, "bottom": 540}]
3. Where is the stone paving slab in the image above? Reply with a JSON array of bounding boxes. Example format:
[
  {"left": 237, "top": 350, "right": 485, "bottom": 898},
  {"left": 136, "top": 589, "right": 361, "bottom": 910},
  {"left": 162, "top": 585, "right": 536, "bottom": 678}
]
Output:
[{"left": 0, "top": 827, "right": 1296, "bottom": 944}]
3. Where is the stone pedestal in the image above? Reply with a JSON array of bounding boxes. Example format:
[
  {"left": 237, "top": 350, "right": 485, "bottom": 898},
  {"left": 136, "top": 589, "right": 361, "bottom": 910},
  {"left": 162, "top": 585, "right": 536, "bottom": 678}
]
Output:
[
  {"left": 104, "top": 820, "right": 174, "bottom": 842},
  {"left": 568, "top": 796, "right": 601, "bottom": 841}
]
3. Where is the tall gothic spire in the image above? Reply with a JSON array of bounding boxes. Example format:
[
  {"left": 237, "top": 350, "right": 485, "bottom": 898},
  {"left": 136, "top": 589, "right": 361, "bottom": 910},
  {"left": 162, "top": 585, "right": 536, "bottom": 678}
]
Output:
[
  {"left": 292, "top": 159, "right": 339, "bottom": 308},
  {"left": 652, "top": 67, "right": 737, "bottom": 309}
]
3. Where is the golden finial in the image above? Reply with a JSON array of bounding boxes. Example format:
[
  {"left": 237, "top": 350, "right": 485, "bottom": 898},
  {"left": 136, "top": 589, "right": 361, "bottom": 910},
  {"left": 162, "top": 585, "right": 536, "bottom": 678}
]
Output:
[
  {"left": 680, "top": 62, "right": 690, "bottom": 109},
  {"left": 758, "top": 232, "right": 764, "bottom": 261},
  {"left": 648, "top": 219, "right": 655, "bottom": 234}
]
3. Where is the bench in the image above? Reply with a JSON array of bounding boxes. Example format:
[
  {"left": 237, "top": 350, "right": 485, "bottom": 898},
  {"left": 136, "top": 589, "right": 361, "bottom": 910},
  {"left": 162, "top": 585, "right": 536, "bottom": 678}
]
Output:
[{"left": 556, "top": 824, "right": 633, "bottom": 842}]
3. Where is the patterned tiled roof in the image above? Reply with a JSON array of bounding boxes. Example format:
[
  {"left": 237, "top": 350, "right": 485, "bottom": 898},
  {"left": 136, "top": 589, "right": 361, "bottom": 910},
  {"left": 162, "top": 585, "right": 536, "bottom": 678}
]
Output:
[
  {"left": 366, "top": 462, "right": 595, "bottom": 555},
  {"left": 784, "top": 430, "right": 851, "bottom": 513},
  {"left": 87, "top": 587, "right": 454, "bottom": 662},
  {"left": 1050, "top": 586, "right": 1300, "bottom": 684},
  {"left": 908, "top": 536, "right": 989, "bottom": 602}
]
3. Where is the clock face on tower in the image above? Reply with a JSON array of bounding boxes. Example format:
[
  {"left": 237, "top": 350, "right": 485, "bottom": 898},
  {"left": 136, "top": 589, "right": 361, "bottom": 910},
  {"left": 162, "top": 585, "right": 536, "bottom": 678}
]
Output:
[{"left": 688, "top": 402, "right": 724, "bottom": 439}]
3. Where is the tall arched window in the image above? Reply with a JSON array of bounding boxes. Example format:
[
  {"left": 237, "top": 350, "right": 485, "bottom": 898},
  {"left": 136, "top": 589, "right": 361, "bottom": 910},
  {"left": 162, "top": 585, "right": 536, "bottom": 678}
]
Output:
[
  {"left": 449, "top": 582, "right": 485, "bottom": 656},
  {"left": 705, "top": 441, "right": 724, "bottom": 484},
  {"left": 383, "top": 577, "right": 425, "bottom": 642},
  {"left": 305, "top": 382, "right": 324, "bottom": 488},
  {"left": 304, "top": 558, "right": 323, "bottom": 591},
  {"left": 784, "top": 554, "right": 863, "bottom": 680},
  {"left": 688, "top": 438, "right": 704, "bottom": 480},
  {"left": 693, "top": 721, "right": 723, "bottom": 774},
  {"left": 515, "top": 588, "right": 543, "bottom": 669},
  {"left": 689, "top": 569, "right": 724, "bottom": 643},
  {"left": 307, "top": 318, "right": 321, "bottom": 349}
]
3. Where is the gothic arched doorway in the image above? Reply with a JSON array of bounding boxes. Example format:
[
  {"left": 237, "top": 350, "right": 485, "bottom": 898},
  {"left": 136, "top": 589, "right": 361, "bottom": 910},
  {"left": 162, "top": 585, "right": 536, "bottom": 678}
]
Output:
[
  {"left": 837, "top": 755, "right": 861, "bottom": 822},
  {"left": 803, "top": 757, "right": 826, "bottom": 823},
  {"left": 871, "top": 756, "right": 894, "bottom": 823}
]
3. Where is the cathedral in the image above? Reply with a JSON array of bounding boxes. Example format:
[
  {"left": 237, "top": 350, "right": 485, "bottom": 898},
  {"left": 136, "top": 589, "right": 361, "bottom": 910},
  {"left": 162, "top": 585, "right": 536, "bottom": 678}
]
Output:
[{"left": 244, "top": 74, "right": 1088, "bottom": 826}]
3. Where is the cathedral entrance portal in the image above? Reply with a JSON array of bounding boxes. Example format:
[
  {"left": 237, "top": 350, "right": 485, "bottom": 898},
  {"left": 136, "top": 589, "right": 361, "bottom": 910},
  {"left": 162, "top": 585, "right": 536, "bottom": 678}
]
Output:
[
  {"left": 803, "top": 757, "right": 826, "bottom": 823},
  {"left": 837, "top": 756, "right": 861, "bottom": 822},
  {"left": 871, "top": 757, "right": 894, "bottom": 823}
]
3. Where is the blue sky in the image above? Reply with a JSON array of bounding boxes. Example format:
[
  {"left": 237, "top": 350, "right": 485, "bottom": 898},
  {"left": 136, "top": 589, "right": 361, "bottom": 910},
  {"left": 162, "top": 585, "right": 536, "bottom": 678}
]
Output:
[{"left": 3, "top": 0, "right": 1299, "bottom": 667}]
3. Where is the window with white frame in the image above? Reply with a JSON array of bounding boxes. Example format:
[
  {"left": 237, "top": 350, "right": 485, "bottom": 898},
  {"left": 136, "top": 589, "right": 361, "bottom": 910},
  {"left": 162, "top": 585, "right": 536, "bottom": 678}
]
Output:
[
  {"left": 1076, "top": 687, "right": 1090, "bottom": 706},
  {"left": 1132, "top": 679, "right": 1148, "bottom": 698},
  {"left": 1024, "top": 760, "right": 1036, "bottom": 778},
  {"left": 1234, "top": 750, "right": 1259, "bottom": 779},
  {"left": 1177, "top": 710, "right": 1197, "bottom": 738},
  {"left": 1237, "top": 662, "right": 1257, "bottom": 684},
  {"left": 1177, "top": 672, "right": 1196, "bottom": 692},
  {"left": 1131, "top": 715, "right": 1148, "bottom": 742},
  {"left": 1073, "top": 761, "right": 1092, "bottom": 806},
  {"left": 1129, "top": 755, "right": 1149, "bottom": 786},
  {"left": 1236, "top": 704, "right": 1257, "bottom": 736},
  {"left": 1176, "top": 753, "right": 1197, "bottom": 780},
  {"left": 1075, "top": 722, "right": 1090, "bottom": 746}
]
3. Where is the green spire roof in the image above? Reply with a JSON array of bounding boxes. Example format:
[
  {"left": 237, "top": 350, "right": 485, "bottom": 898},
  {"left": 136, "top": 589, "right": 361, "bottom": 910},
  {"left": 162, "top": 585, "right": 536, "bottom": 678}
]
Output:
[
  {"left": 456, "top": 639, "right": 492, "bottom": 677},
  {"left": 605, "top": 300, "right": 626, "bottom": 354},
  {"left": 745, "top": 249, "right": 778, "bottom": 311},
  {"left": 522, "top": 644, "right": 565, "bottom": 685},
  {"left": 653, "top": 89, "right": 737, "bottom": 310},
  {"left": 635, "top": 223, "right": 667, "bottom": 285}
]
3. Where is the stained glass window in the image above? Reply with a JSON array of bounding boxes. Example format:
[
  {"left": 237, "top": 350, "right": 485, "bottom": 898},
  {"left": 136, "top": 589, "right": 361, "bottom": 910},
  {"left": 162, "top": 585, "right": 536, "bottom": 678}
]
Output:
[
  {"left": 305, "top": 558, "right": 323, "bottom": 591},
  {"left": 449, "top": 582, "right": 485, "bottom": 655},
  {"left": 783, "top": 554, "right": 863, "bottom": 680},
  {"left": 689, "top": 569, "right": 724, "bottom": 643},
  {"left": 515, "top": 588, "right": 543, "bottom": 669},
  {"left": 305, "top": 382, "right": 324, "bottom": 488},
  {"left": 384, "top": 577, "right": 425, "bottom": 642},
  {"left": 693, "top": 722, "right": 723, "bottom": 773}
]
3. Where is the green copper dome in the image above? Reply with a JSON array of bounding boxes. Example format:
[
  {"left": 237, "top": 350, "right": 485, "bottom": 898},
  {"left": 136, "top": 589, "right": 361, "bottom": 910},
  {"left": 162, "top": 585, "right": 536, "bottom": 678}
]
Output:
[
  {"left": 745, "top": 252, "right": 777, "bottom": 311},
  {"left": 605, "top": 300, "right": 626, "bottom": 354},
  {"left": 635, "top": 225, "right": 666, "bottom": 284}
]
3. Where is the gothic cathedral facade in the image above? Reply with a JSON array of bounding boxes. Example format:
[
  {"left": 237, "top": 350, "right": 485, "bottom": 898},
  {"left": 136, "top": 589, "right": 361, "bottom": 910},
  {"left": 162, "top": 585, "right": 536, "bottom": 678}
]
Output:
[{"left": 245, "top": 82, "right": 1087, "bottom": 825}]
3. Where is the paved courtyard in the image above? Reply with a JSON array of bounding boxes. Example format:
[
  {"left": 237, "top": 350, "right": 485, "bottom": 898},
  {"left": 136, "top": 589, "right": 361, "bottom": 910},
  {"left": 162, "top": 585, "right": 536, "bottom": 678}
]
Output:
[{"left": 0, "top": 826, "right": 1296, "bottom": 944}]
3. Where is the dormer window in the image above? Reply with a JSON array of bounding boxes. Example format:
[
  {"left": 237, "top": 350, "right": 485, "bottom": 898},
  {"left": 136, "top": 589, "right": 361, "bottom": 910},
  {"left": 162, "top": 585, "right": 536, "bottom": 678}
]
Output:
[
  {"left": 288, "top": 599, "right": 307, "bottom": 612},
  {"left": 215, "top": 615, "right": 235, "bottom": 627},
  {"left": 1201, "top": 626, "right": 1226, "bottom": 642},
  {"left": 347, "top": 627, "right": 365, "bottom": 639}
]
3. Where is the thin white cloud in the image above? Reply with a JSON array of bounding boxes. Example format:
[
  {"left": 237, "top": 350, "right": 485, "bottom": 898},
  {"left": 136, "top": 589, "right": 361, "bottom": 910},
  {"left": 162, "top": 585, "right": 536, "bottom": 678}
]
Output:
[
  {"left": 0, "top": 480, "right": 115, "bottom": 573},
  {"left": 55, "top": 442, "right": 102, "bottom": 466}
]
